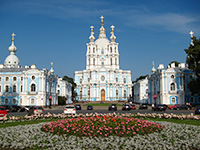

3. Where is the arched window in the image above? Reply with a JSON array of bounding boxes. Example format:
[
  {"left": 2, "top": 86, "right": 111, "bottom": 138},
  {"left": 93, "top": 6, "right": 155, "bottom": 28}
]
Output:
[
  {"left": 6, "top": 77, "right": 9, "bottom": 81},
  {"left": 124, "top": 90, "right": 126, "bottom": 98},
  {"left": 5, "top": 99, "right": 8, "bottom": 105},
  {"left": 101, "top": 50, "right": 104, "bottom": 54},
  {"left": 31, "top": 84, "right": 36, "bottom": 92},
  {"left": 110, "top": 58, "right": 112, "bottom": 65},
  {"left": 93, "top": 47, "right": 95, "bottom": 53},
  {"left": 124, "top": 78, "right": 126, "bottom": 84},
  {"left": 21, "top": 85, "right": 23, "bottom": 92},
  {"left": 80, "top": 79, "right": 82, "bottom": 84},
  {"left": 171, "top": 97, "right": 176, "bottom": 103},
  {"left": 116, "top": 77, "right": 118, "bottom": 82},
  {"left": 110, "top": 47, "right": 112, "bottom": 53},
  {"left": 80, "top": 89, "right": 82, "bottom": 99},
  {"left": 13, "top": 77, "right": 17, "bottom": 81},
  {"left": 88, "top": 58, "right": 90, "bottom": 65},
  {"left": 88, "top": 89, "right": 90, "bottom": 99},
  {"left": 115, "top": 58, "right": 117, "bottom": 65},
  {"left": 116, "top": 90, "right": 118, "bottom": 99},
  {"left": 13, "top": 85, "right": 16, "bottom": 93},
  {"left": 170, "top": 83, "right": 175, "bottom": 91},
  {"left": 115, "top": 47, "right": 117, "bottom": 53},
  {"left": 101, "top": 61, "right": 104, "bottom": 66},
  {"left": 88, "top": 47, "right": 90, "bottom": 53},
  {"left": 57, "top": 90, "right": 60, "bottom": 95},
  {"left": 12, "top": 98, "right": 16, "bottom": 104},
  {"left": 5, "top": 85, "right": 9, "bottom": 92},
  {"left": 93, "top": 58, "right": 95, "bottom": 65}
]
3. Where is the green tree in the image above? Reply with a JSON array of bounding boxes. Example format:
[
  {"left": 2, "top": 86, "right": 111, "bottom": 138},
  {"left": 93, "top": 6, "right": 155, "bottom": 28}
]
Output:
[
  {"left": 168, "top": 61, "right": 180, "bottom": 67},
  {"left": 62, "top": 76, "right": 77, "bottom": 101},
  {"left": 184, "top": 36, "right": 200, "bottom": 95}
]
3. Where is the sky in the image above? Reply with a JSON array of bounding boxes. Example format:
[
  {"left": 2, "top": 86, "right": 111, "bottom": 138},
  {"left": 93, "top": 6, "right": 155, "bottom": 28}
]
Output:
[{"left": 0, "top": 0, "right": 200, "bottom": 81}]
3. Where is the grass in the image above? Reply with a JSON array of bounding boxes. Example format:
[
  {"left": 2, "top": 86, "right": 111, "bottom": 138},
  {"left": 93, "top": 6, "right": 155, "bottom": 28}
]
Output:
[{"left": 82, "top": 103, "right": 122, "bottom": 106}]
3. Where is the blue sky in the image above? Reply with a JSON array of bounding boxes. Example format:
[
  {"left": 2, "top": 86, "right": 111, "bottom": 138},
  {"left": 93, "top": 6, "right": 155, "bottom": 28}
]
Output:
[{"left": 0, "top": 0, "right": 200, "bottom": 81}]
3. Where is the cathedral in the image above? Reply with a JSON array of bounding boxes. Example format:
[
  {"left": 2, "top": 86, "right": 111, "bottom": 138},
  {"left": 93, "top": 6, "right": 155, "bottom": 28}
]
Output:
[
  {"left": 0, "top": 33, "right": 72, "bottom": 106},
  {"left": 74, "top": 16, "right": 132, "bottom": 101}
]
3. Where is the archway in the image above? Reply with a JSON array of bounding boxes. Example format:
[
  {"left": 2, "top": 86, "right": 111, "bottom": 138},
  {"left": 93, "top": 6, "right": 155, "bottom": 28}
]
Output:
[{"left": 101, "top": 89, "right": 105, "bottom": 101}]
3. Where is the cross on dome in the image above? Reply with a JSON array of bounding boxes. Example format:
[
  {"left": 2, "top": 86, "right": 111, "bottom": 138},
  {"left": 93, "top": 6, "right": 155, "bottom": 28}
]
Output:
[
  {"left": 100, "top": 15, "right": 104, "bottom": 25},
  {"left": 189, "top": 31, "right": 194, "bottom": 39},
  {"left": 12, "top": 33, "right": 16, "bottom": 41},
  {"left": 90, "top": 26, "right": 94, "bottom": 32}
]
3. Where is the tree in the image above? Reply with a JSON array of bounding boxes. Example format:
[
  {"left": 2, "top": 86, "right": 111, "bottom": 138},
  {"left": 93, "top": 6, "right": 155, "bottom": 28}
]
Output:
[
  {"left": 62, "top": 76, "right": 77, "bottom": 101},
  {"left": 168, "top": 61, "right": 180, "bottom": 67},
  {"left": 184, "top": 36, "right": 200, "bottom": 95}
]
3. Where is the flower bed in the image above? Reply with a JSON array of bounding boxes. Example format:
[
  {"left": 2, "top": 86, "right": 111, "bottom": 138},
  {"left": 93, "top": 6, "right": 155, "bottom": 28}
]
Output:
[
  {"left": 0, "top": 121, "right": 199, "bottom": 149},
  {"left": 41, "top": 115, "right": 164, "bottom": 137}
]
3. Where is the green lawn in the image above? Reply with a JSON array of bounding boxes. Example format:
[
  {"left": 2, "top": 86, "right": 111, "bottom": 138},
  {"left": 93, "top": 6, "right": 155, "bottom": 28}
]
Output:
[{"left": 82, "top": 103, "right": 122, "bottom": 106}]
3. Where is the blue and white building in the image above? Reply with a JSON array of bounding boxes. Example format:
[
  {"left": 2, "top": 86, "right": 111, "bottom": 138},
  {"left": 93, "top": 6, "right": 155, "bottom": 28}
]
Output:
[
  {"left": 74, "top": 16, "right": 132, "bottom": 101},
  {"left": 0, "top": 33, "right": 71, "bottom": 106}
]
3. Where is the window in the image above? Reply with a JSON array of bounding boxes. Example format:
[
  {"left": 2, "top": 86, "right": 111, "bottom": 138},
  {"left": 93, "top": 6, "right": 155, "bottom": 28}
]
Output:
[
  {"left": 80, "top": 89, "right": 82, "bottom": 99},
  {"left": 58, "top": 85, "right": 60, "bottom": 88},
  {"left": 116, "top": 90, "right": 118, "bottom": 99},
  {"left": 88, "top": 89, "right": 90, "bottom": 99},
  {"left": 101, "top": 75, "right": 105, "bottom": 81},
  {"left": 21, "top": 85, "right": 23, "bottom": 92},
  {"left": 0, "top": 77, "right": 1, "bottom": 81},
  {"left": 13, "top": 77, "right": 17, "bottom": 81},
  {"left": 31, "top": 84, "right": 36, "bottom": 92},
  {"left": 101, "top": 61, "right": 104, "bottom": 67},
  {"left": 80, "top": 79, "right": 82, "bottom": 84},
  {"left": 5, "top": 99, "right": 8, "bottom": 105},
  {"left": 12, "top": 98, "right": 16, "bottom": 104},
  {"left": 88, "top": 78, "right": 90, "bottom": 82},
  {"left": 171, "top": 97, "right": 176, "bottom": 103},
  {"left": 170, "top": 83, "right": 175, "bottom": 91},
  {"left": 110, "top": 58, "right": 112, "bottom": 65},
  {"left": 32, "top": 76, "right": 35, "bottom": 80},
  {"left": 5, "top": 85, "right": 9, "bottom": 92},
  {"left": 21, "top": 77, "right": 23, "bottom": 81},
  {"left": 93, "top": 47, "right": 95, "bottom": 53},
  {"left": 124, "top": 78, "right": 126, "bottom": 84},
  {"left": 20, "top": 99, "right": 22, "bottom": 104},
  {"left": 115, "top": 58, "right": 117, "bottom": 65},
  {"left": 124, "top": 90, "right": 126, "bottom": 98},
  {"left": 110, "top": 47, "right": 112, "bottom": 53},
  {"left": 93, "top": 58, "right": 95, "bottom": 65},
  {"left": 88, "top": 58, "right": 90, "bottom": 65},
  {"left": 101, "top": 50, "right": 104, "bottom": 54},
  {"left": 171, "top": 75, "right": 175, "bottom": 79},
  {"left": 116, "top": 77, "right": 118, "bottom": 82},
  {"left": 31, "top": 98, "right": 34, "bottom": 104},
  {"left": 115, "top": 47, "right": 117, "bottom": 53},
  {"left": 0, "top": 85, "right": 1, "bottom": 92},
  {"left": 6, "top": 77, "right": 9, "bottom": 81},
  {"left": 13, "top": 85, "right": 16, "bottom": 92},
  {"left": 57, "top": 90, "right": 60, "bottom": 95},
  {"left": 190, "top": 97, "right": 194, "bottom": 103}
]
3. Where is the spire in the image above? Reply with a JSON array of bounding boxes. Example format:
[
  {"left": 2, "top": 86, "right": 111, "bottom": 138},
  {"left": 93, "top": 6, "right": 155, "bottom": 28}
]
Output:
[
  {"left": 8, "top": 33, "right": 17, "bottom": 54},
  {"left": 189, "top": 30, "right": 194, "bottom": 46},
  {"left": 89, "top": 26, "right": 95, "bottom": 42},
  {"left": 98, "top": 15, "right": 106, "bottom": 39},
  {"left": 50, "top": 62, "right": 54, "bottom": 74},
  {"left": 110, "top": 25, "right": 116, "bottom": 42},
  {"left": 151, "top": 61, "right": 156, "bottom": 73}
]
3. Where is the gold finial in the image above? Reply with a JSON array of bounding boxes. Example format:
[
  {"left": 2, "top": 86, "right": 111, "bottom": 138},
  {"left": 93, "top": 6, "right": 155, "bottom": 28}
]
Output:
[
  {"left": 100, "top": 15, "right": 104, "bottom": 25},
  {"left": 51, "top": 62, "right": 53, "bottom": 67},
  {"left": 90, "top": 26, "right": 94, "bottom": 32},
  {"left": 152, "top": 61, "right": 155, "bottom": 66},
  {"left": 12, "top": 33, "right": 16, "bottom": 41},
  {"left": 189, "top": 31, "right": 194, "bottom": 39},
  {"left": 111, "top": 25, "right": 115, "bottom": 32}
]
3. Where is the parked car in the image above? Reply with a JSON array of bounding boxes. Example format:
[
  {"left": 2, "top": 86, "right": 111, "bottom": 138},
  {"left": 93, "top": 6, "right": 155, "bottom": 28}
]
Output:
[
  {"left": 24, "top": 106, "right": 31, "bottom": 112},
  {"left": 75, "top": 104, "right": 82, "bottom": 110},
  {"left": 139, "top": 103, "right": 148, "bottom": 109},
  {"left": 0, "top": 106, "right": 7, "bottom": 117},
  {"left": 64, "top": 105, "right": 76, "bottom": 114},
  {"left": 174, "top": 104, "right": 191, "bottom": 110},
  {"left": 108, "top": 104, "right": 117, "bottom": 111},
  {"left": 168, "top": 104, "right": 181, "bottom": 110},
  {"left": 152, "top": 104, "right": 167, "bottom": 111},
  {"left": 28, "top": 106, "right": 44, "bottom": 115},
  {"left": 194, "top": 105, "right": 200, "bottom": 115},
  {"left": 12, "top": 105, "right": 25, "bottom": 112},
  {"left": 122, "top": 104, "right": 131, "bottom": 110},
  {"left": 87, "top": 105, "right": 93, "bottom": 110},
  {"left": 1, "top": 105, "right": 16, "bottom": 112},
  {"left": 130, "top": 104, "right": 136, "bottom": 110}
]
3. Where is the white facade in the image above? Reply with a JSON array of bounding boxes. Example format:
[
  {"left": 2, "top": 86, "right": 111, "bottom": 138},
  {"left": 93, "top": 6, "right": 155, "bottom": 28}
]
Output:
[
  {"left": 0, "top": 34, "right": 71, "bottom": 106},
  {"left": 133, "top": 77, "right": 148, "bottom": 103},
  {"left": 74, "top": 16, "right": 132, "bottom": 101}
]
